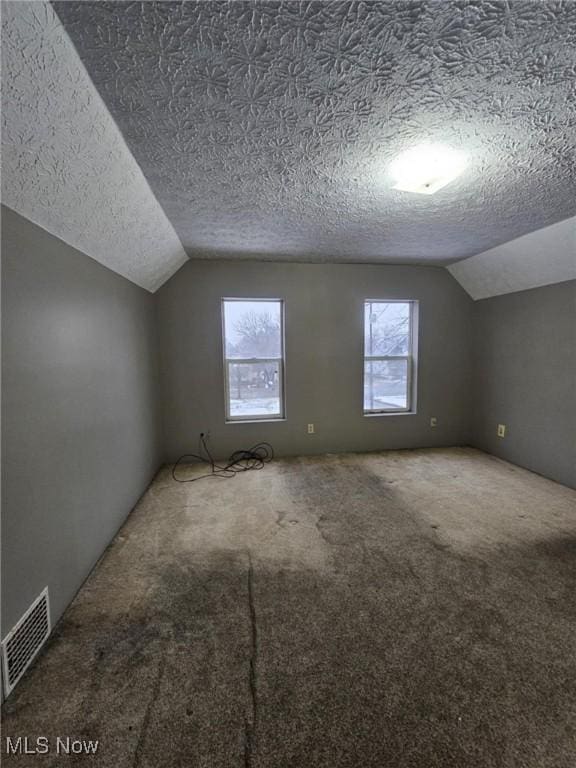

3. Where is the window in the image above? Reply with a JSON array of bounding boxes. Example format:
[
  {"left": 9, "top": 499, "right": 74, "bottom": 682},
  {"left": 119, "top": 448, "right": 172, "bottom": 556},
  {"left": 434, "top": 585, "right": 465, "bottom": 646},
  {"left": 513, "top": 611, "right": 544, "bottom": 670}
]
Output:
[
  {"left": 363, "top": 300, "right": 416, "bottom": 414},
  {"left": 222, "top": 299, "right": 285, "bottom": 421}
]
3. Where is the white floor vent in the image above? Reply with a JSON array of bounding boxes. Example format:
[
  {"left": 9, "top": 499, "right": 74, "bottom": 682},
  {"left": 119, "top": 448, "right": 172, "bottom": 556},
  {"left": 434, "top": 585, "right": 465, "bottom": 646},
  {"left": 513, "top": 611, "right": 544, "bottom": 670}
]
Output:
[{"left": 2, "top": 587, "right": 51, "bottom": 697}]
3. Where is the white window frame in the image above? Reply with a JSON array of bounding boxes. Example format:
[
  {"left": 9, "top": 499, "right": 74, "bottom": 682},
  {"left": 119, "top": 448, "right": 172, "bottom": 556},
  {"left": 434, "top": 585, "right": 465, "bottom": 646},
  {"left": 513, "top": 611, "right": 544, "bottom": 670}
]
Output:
[
  {"left": 222, "top": 298, "right": 286, "bottom": 423},
  {"left": 363, "top": 299, "right": 418, "bottom": 416}
]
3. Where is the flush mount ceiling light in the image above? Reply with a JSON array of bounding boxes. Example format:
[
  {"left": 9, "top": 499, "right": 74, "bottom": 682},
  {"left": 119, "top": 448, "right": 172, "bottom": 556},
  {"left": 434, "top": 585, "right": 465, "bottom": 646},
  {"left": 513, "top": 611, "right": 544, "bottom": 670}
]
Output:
[{"left": 390, "top": 144, "right": 467, "bottom": 195}]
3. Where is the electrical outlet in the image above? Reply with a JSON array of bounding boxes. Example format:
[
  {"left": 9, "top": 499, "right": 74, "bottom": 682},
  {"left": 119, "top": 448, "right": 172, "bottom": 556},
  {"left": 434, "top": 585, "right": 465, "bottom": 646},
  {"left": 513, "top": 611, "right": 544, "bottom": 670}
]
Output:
[
  {"left": 430, "top": 417, "right": 437, "bottom": 428},
  {"left": 307, "top": 423, "right": 315, "bottom": 434},
  {"left": 497, "top": 424, "right": 506, "bottom": 438}
]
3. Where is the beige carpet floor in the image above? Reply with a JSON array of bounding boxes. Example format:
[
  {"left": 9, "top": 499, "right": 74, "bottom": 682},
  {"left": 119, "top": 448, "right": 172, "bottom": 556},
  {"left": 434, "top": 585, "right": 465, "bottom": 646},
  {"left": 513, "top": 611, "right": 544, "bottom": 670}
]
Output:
[{"left": 2, "top": 447, "right": 576, "bottom": 767}]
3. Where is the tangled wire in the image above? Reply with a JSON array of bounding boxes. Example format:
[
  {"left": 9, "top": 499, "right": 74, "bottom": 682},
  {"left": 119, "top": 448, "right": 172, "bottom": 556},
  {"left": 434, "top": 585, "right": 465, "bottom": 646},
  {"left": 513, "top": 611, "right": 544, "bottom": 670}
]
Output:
[{"left": 172, "top": 434, "right": 274, "bottom": 483}]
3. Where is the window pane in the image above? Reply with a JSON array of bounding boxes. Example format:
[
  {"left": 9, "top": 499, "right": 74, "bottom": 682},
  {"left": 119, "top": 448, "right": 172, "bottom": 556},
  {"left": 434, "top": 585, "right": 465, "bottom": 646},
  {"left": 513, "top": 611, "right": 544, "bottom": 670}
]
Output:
[
  {"left": 228, "top": 361, "right": 281, "bottom": 418},
  {"left": 364, "top": 359, "right": 408, "bottom": 412},
  {"left": 224, "top": 300, "right": 281, "bottom": 359},
  {"left": 364, "top": 302, "right": 410, "bottom": 356}
]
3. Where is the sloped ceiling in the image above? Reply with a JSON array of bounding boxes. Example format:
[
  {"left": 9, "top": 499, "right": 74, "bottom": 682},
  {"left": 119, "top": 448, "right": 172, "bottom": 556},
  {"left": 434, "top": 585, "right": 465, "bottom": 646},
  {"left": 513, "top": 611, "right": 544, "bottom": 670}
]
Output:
[
  {"left": 52, "top": 0, "right": 576, "bottom": 266},
  {"left": 449, "top": 215, "right": 576, "bottom": 300},
  {"left": 1, "top": 1, "right": 188, "bottom": 293}
]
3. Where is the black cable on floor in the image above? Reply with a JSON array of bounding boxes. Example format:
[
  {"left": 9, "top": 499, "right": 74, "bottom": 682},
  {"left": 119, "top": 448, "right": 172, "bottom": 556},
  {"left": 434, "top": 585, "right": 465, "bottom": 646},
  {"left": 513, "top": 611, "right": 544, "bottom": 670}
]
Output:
[{"left": 172, "top": 434, "right": 274, "bottom": 483}]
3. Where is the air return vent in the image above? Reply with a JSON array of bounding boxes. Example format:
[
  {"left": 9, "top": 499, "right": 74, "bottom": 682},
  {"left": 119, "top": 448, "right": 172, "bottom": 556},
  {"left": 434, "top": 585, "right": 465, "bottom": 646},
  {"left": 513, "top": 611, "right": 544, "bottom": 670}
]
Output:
[{"left": 2, "top": 587, "right": 50, "bottom": 696}]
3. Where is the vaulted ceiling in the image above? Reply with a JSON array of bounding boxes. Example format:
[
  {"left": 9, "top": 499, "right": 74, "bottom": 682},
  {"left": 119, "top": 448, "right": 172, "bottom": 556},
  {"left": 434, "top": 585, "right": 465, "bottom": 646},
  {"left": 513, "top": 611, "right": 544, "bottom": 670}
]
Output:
[
  {"left": 2, "top": 0, "right": 188, "bottom": 292},
  {"left": 52, "top": 0, "right": 576, "bottom": 266}
]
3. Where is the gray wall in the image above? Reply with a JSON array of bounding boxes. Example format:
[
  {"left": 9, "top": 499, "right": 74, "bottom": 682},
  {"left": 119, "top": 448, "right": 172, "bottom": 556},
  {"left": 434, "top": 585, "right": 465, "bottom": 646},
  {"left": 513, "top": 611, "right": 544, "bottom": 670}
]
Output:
[
  {"left": 1, "top": 206, "right": 162, "bottom": 638},
  {"left": 157, "top": 260, "right": 474, "bottom": 460},
  {"left": 472, "top": 280, "right": 576, "bottom": 489}
]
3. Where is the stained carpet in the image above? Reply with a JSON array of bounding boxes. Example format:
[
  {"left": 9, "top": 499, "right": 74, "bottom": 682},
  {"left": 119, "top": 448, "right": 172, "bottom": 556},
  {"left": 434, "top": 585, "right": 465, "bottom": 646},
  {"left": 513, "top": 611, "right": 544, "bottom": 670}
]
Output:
[{"left": 2, "top": 448, "right": 576, "bottom": 767}]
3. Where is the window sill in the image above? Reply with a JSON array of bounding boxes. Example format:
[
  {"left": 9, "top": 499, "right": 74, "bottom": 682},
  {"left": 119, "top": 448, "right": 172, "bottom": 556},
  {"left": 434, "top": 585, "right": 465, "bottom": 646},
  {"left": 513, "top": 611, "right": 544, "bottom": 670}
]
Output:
[
  {"left": 364, "top": 411, "right": 417, "bottom": 418},
  {"left": 225, "top": 418, "right": 286, "bottom": 425}
]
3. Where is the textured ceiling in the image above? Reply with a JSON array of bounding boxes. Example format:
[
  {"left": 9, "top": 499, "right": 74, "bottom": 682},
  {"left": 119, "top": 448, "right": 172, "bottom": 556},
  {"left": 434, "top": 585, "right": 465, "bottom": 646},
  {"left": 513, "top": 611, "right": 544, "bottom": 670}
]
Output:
[
  {"left": 52, "top": 0, "right": 576, "bottom": 266},
  {"left": 2, "top": 1, "right": 188, "bottom": 292},
  {"left": 449, "top": 215, "right": 576, "bottom": 299}
]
